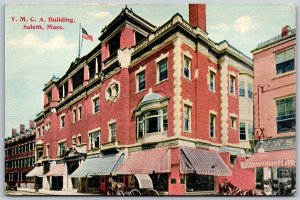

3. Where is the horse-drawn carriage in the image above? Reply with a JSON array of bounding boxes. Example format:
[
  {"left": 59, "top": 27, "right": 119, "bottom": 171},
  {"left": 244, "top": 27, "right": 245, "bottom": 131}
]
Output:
[{"left": 108, "top": 174, "right": 159, "bottom": 196}]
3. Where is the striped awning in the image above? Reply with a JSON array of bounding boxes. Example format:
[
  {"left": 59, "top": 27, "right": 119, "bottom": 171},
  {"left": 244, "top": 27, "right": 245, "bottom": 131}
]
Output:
[
  {"left": 45, "top": 163, "right": 64, "bottom": 177},
  {"left": 241, "top": 149, "right": 296, "bottom": 169},
  {"left": 115, "top": 147, "right": 171, "bottom": 174},
  {"left": 180, "top": 146, "right": 232, "bottom": 176},
  {"left": 26, "top": 166, "right": 43, "bottom": 177},
  {"left": 134, "top": 174, "right": 153, "bottom": 189},
  {"left": 70, "top": 153, "right": 124, "bottom": 177}
]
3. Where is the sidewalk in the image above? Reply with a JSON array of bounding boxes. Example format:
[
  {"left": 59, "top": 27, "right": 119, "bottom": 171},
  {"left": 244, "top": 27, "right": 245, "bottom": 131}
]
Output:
[{"left": 17, "top": 187, "right": 100, "bottom": 195}]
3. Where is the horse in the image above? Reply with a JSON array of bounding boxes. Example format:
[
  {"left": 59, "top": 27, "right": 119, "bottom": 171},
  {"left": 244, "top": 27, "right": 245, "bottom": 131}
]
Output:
[
  {"left": 107, "top": 177, "right": 125, "bottom": 195},
  {"left": 219, "top": 180, "right": 266, "bottom": 196}
]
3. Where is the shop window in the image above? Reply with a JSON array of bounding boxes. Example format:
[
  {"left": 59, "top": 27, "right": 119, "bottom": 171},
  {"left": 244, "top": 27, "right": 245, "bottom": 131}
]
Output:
[
  {"left": 87, "top": 176, "right": 100, "bottom": 188},
  {"left": 137, "top": 107, "right": 168, "bottom": 138},
  {"left": 275, "top": 48, "right": 294, "bottom": 75},
  {"left": 137, "top": 71, "right": 145, "bottom": 92},
  {"left": 276, "top": 96, "right": 295, "bottom": 133},
  {"left": 239, "top": 81, "right": 245, "bottom": 97},
  {"left": 239, "top": 122, "right": 246, "bottom": 140},
  {"left": 183, "top": 56, "right": 191, "bottom": 79},
  {"left": 92, "top": 97, "right": 99, "bottom": 114},
  {"left": 209, "top": 71, "right": 215, "bottom": 91},
  {"left": 157, "top": 59, "right": 168, "bottom": 82},
  {"left": 184, "top": 105, "right": 192, "bottom": 132},
  {"left": 186, "top": 174, "right": 214, "bottom": 192},
  {"left": 210, "top": 114, "right": 216, "bottom": 138},
  {"left": 247, "top": 83, "right": 253, "bottom": 99},
  {"left": 109, "top": 123, "right": 116, "bottom": 142},
  {"left": 89, "top": 131, "right": 100, "bottom": 150},
  {"left": 229, "top": 75, "right": 236, "bottom": 95}
]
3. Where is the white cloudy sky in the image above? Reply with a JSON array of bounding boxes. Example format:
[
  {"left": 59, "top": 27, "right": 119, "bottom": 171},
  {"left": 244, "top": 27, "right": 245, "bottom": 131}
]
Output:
[{"left": 4, "top": 3, "right": 296, "bottom": 137}]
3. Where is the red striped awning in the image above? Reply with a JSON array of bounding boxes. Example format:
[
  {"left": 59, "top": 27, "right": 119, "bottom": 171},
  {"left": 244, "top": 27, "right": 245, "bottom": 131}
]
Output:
[
  {"left": 45, "top": 163, "right": 64, "bottom": 176},
  {"left": 241, "top": 149, "right": 296, "bottom": 169},
  {"left": 180, "top": 146, "right": 232, "bottom": 176},
  {"left": 115, "top": 147, "right": 171, "bottom": 174}
]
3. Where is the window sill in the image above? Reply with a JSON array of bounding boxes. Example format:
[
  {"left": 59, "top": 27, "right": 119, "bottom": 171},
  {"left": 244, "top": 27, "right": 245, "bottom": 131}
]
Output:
[
  {"left": 183, "top": 130, "right": 192, "bottom": 134},
  {"left": 92, "top": 111, "right": 99, "bottom": 115},
  {"left": 156, "top": 78, "right": 168, "bottom": 85},
  {"left": 209, "top": 89, "right": 216, "bottom": 93},
  {"left": 135, "top": 88, "right": 146, "bottom": 94},
  {"left": 272, "top": 70, "right": 296, "bottom": 80},
  {"left": 183, "top": 76, "right": 192, "bottom": 82}
]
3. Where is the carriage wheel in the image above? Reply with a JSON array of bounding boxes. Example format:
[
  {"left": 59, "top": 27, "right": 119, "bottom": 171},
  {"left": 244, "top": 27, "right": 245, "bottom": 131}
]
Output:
[
  {"left": 144, "top": 189, "right": 159, "bottom": 196},
  {"left": 116, "top": 190, "right": 124, "bottom": 196},
  {"left": 129, "top": 189, "right": 141, "bottom": 196}
]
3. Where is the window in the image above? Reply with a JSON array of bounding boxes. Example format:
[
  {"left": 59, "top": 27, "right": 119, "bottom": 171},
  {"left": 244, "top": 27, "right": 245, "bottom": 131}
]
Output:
[
  {"left": 210, "top": 114, "right": 216, "bottom": 138},
  {"left": 184, "top": 105, "right": 192, "bottom": 132},
  {"left": 247, "top": 83, "right": 253, "bottom": 99},
  {"left": 47, "top": 91, "right": 52, "bottom": 103},
  {"left": 108, "top": 32, "right": 120, "bottom": 56},
  {"left": 77, "top": 136, "right": 81, "bottom": 145},
  {"left": 209, "top": 71, "right": 215, "bottom": 91},
  {"left": 60, "top": 115, "right": 65, "bottom": 128},
  {"left": 78, "top": 106, "right": 82, "bottom": 120},
  {"left": 109, "top": 123, "right": 116, "bottom": 142},
  {"left": 239, "top": 122, "right": 246, "bottom": 140},
  {"left": 73, "top": 109, "right": 77, "bottom": 123},
  {"left": 239, "top": 81, "right": 245, "bottom": 97},
  {"left": 72, "top": 137, "right": 76, "bottom": 145},
  {"left": 229, "top": 75, "right": 236, "bottom": 95},
  {"left": 158, "top": 59, "right": 168, "bottom": 82},
  {"left": 135, "top": 31, "right": 146, "bottom": 45},
  {"left": 183, "top": 56, "right": 191, "bottom": 79},
  {"left": 93, "top": 97, "right": 99, "bottom": 113},
  {"left": 248, "top": 122, "right": 254, "bottom": 140},
  {"left": 58, "top": 142, "right": 66, "bottom": 157},
  {"left": 276, "top": 48, "right": 294, "bottom": 75},
  {"left": 137, "top": 71, "right": 145, "bottom": 92},
  {"left": 230, "top": 116, "right": 237, "bottom": 129},
  {"left": 41, "top": 126, "right": 44, "bottom": 136},
  {"left": 72, "top": 68, "right": 84, "bottom": 90},
  {"left": 89, "top": 131, "right": 100, "bottom": 150},
  {"left": 186, "top": 174, "right": 214, "bottom": 191},
  {"left": 276, "top": 96, "right": 296, "bottom": 133},
  {"left": 137, "top": 107, "right": 168, "bottom": 138}
]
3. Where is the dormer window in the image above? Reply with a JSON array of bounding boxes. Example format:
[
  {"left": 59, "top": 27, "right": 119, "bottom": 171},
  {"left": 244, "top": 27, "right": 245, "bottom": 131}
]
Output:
[
  {"left": 135, "top": 31, "right": 146, "bottom": 45},
  {"left": 47, "top": 91, "right": 52, "bottom": 103},
  {"left": 108, "top": 32, "right": 120, "bottom": 57},
  {"left": 72, "top": 68, "right": 84, "bottom": 91}
]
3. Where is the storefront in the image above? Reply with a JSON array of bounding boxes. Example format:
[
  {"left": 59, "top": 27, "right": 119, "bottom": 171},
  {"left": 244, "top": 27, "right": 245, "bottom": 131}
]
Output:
[
  {"left": 26, "top": 165, "right": 43, "bottom": 189},
  {"left": 241, "top": 136, "right": 296, "bottom": 195}
]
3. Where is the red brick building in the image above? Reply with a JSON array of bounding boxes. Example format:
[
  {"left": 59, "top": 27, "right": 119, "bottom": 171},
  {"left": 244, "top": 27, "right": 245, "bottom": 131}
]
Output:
[
  {"left": 242, "top": 26, "right": 296, "bottom": 195},
  {"left": 5, "top": 122, "right": 36, "bottom": 189},
  {"left": 33, "top": 5, "right": 255, "bottom": 195}
]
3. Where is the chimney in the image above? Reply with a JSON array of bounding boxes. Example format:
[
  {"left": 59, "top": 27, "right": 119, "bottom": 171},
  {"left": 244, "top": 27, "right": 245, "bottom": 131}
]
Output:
[
  {"left": 29, "top": 120, "right": 35, "bottom": 129},
  {"left": 12, "top": 128, "right": 17, "bottom": 137},
  {"left": 189, "top": 4, "right": 206, "bottom": 32},
  {"left": 281, "top": 25, "right": 291, "bottom": 37},
  {"left": 20, "top": 124, "right": 25, "bottom": 133}
]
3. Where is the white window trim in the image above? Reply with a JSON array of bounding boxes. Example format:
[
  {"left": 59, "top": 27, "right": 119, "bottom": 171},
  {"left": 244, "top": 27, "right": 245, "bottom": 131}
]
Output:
[
  {"left": 209, "top": 110, "right": 217, "bottom": 138},
  {"left": 77, "top": 134, "right": 82, "bottom": 145},
  {"left": 274, "top": 47, "right": 295, "bottom": 76},
  {"left": 77, "top": 106, "right": 82, "bottom": 121},
  {"left": 156, "top": 52, "right": 169, "bottom": 84},
  {"left": 229, "top": 74, "right": 236, "bottom": 96},
  {"left": 57, "top": 139, "right": 66, "bottom": 157},
  {"left": 229, "top": 113, "right": 238, "bottom": 130},
  {"left": 88, "top": 130, "right": 100, "bottom": 150},
  {"left": 108, "top": 119, "right": 116, "bottom": 142},
  {"left": 208, "top": 67, "right": 216, "bottom": 92},
  {"left": 91, "top": 94, "right": 100, "bottom": 114},
  {"left": 72, "top": 136, "right": 76, "bottom": 145},
  {"left": 72, "top": 108, "right": 77, "bottom": 123},
  {"left": 136, "top": 70, "right": 146, "bottom": 93}
]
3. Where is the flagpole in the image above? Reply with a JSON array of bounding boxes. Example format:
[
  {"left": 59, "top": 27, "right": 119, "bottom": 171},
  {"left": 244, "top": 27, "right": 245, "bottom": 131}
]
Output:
[
  {"left": 80, "top": 27, "right": 84, "bottom": 56},
  {"left": 78, "top": 23, "right": 81, "bottom": 58}
]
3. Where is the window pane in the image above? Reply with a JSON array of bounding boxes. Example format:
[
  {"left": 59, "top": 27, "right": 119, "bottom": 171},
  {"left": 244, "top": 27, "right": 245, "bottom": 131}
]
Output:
[
  {"left": 163, "top": 115, "right": 168, "bottom": 131},
  {"left": 210, "top": 114, "right": 215, "bottom": 137},
  {"left": 159, "top": 59, "right": 168, "bottom": 81},
  {"left": 285, "top": 48, "right": 294, "bottom": 61},
  {"left": 210, "top": 71, "right": 215, "bottom": 91},
  {"left": 276, "top": 52, "right": 285, "bottom": 64},
  {"left": 247, "top": 83, "right": 252, "bottom": 98},
  {"left": 239, "top": 81, "right": 245, "bottom": 96}
]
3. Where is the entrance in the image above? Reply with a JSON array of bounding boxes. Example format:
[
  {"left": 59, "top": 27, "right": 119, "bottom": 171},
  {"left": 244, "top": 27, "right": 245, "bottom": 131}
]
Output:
[{"left": 52, "top": 176, "right": 63, "bottom": 190}]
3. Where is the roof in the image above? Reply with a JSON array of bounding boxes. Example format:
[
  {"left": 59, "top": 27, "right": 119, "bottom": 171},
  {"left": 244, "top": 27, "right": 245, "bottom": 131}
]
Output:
[
  {"left": 241, "top": 149, "right": 296, "bottom": 169},
  {"left": 116, "top": 147, "right": 171, "bottom": 174},
  {"left": 26, "top": 166, "right": 44, "bottom": 177},
  {"left": 180, "top": 146, "right": 232, "bottom": 176},
  {"left": 45, "top": 163, "right": 64, "bottom": 177},
  {"left": 70, "top": 153, "right": 124, "bottom": 177},
  {"left": 139, "top": 91, "right": 163, "bottom": 105}
]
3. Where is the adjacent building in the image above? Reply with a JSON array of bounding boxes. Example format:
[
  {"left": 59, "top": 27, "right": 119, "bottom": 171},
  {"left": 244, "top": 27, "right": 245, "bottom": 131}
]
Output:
[
  {"left": 5, "top": 122, "right": 36, "bottom": 189},
  {"left": 32, "top": 4, "right": 255, "bottom": 195},
  {"left": 242, "top": 26, "right": 296, "bottom": 194}
]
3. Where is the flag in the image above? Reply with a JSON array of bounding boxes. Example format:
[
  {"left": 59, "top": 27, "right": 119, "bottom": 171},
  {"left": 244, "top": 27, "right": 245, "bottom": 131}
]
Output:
[{"left": 82, "top": 27, "right": 93, "bottom": 42}]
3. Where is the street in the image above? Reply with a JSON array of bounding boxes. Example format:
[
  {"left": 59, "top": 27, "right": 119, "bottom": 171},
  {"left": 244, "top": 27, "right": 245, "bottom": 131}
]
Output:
[{"left": 4, "top": 189, "right": 46, "bottom": 196}]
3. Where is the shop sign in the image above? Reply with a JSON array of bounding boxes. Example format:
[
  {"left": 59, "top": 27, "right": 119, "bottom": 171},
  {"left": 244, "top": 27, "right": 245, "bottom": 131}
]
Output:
[{"left": 255, "top": 137, "right": 296, "bottom": 152}]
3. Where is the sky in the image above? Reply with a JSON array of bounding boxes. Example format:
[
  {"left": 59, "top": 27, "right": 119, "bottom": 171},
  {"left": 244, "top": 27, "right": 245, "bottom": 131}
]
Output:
[{"left": 4, "top": 3, "right": 296, "bottom": 137}]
